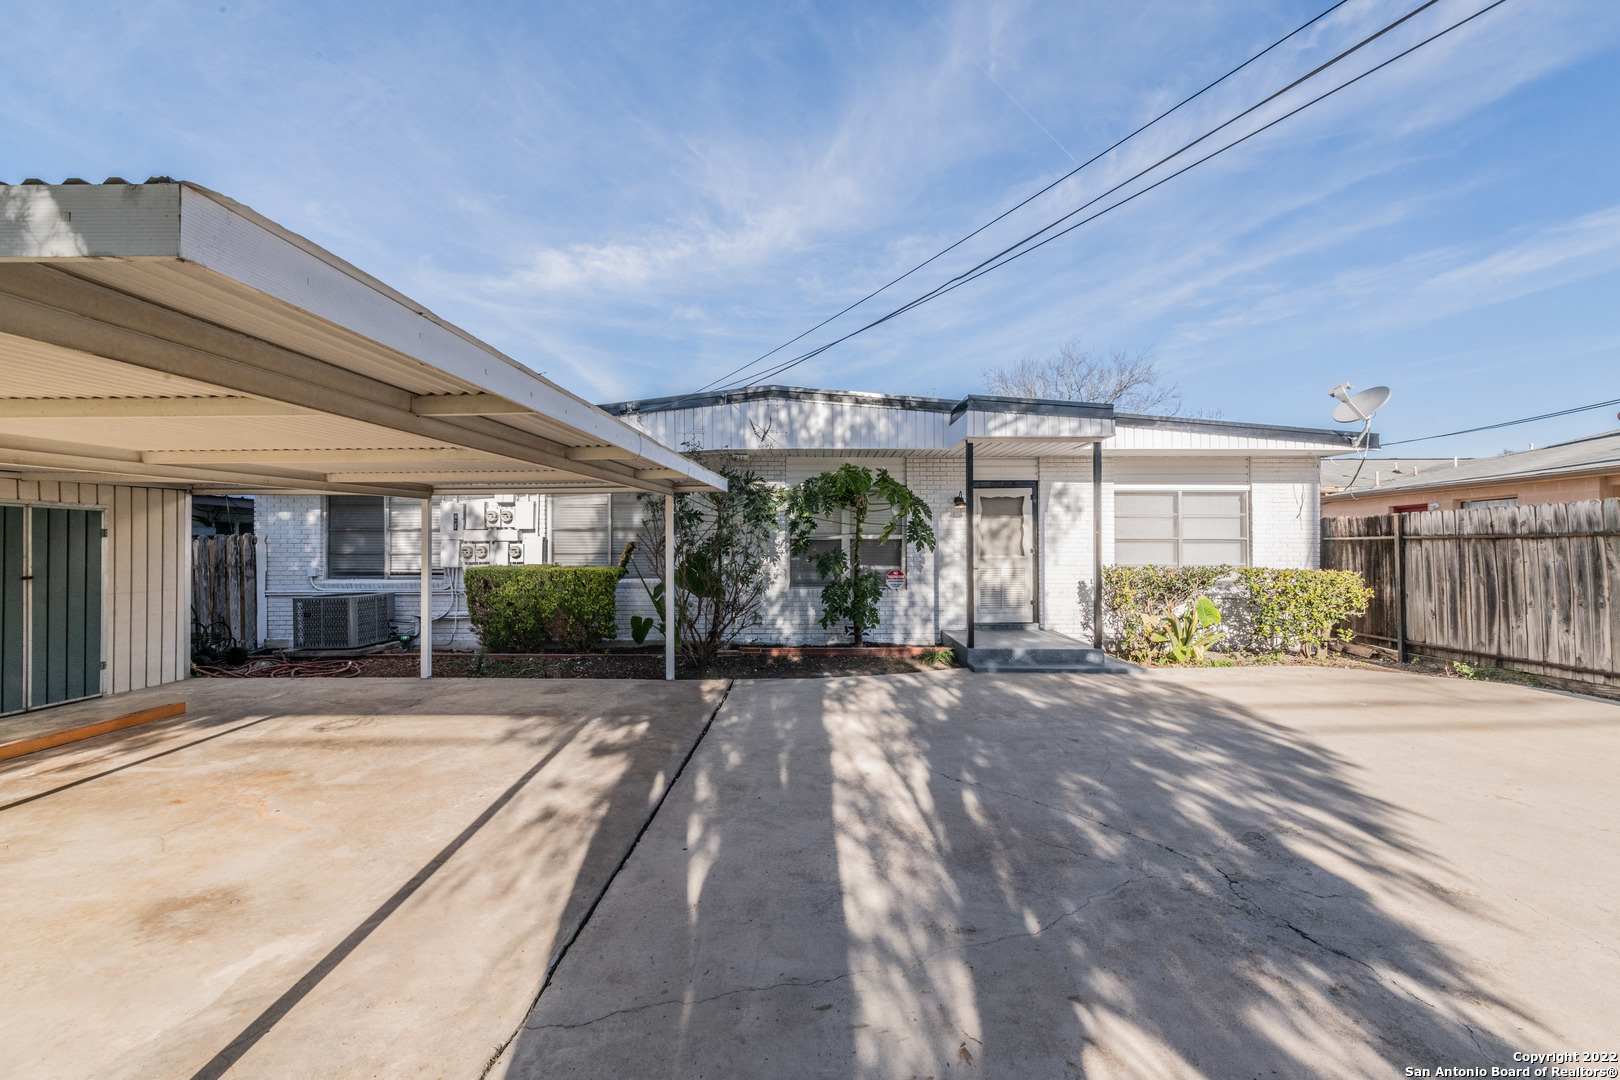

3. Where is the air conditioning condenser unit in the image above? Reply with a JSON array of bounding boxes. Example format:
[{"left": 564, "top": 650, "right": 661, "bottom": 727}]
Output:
[{"left": 293, "top": 593, "right": 395, "bottom": 649}]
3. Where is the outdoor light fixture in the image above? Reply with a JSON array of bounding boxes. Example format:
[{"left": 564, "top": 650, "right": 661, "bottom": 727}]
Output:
[{"left": 953, "top": 493, "right": 966, "bottom": 508}]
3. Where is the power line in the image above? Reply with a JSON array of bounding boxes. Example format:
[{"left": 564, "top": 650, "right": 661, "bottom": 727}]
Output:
[
  {"left": 680, "top": 0, "right": 1358, "bottom": 400},
  {"left": 732, "top": 0, "right": 1508, "bottom": 390},
  {"left": 1383, "top": 396, "right": 1620, "bottom": 446}
]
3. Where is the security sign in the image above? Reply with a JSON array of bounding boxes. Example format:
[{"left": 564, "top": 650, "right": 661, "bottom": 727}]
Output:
[{"left": 885, "top": 569, "right": 906, "bottom": 590}]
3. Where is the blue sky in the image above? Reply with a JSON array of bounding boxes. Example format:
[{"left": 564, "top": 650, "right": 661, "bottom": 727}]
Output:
[{"left": 4, "top": 0, "right": 1617, "bottom": 455}]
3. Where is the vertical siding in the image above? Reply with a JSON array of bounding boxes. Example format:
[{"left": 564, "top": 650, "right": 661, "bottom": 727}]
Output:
[{"left": 0, "top": 480, "right": 191, "bottom": 695}]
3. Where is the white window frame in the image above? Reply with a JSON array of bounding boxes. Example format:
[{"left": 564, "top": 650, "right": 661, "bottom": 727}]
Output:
[{"left": 1112, "top": 485, "right": 1250, "bottom": 568}]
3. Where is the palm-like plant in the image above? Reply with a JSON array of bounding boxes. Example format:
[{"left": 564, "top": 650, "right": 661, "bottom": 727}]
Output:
[{"left": 1141, "top": 596, "right": 1225, "bottom": 663}]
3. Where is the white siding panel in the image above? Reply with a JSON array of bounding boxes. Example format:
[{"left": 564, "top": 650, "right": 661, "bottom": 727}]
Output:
[
  {"left": 5, "top": 481, "right": 190, "bottom": 695},
  {"left": 1111, "top": 457, "right": 1251, "bottom": 484},
  {"left": 0, "top": 182, "right": 181, "bottom": 258}
]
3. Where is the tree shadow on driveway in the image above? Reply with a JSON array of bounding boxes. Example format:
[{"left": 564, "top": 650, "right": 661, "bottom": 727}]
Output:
[{"left": 510, "top": 670, "right": 1552, "bottom": 1078}]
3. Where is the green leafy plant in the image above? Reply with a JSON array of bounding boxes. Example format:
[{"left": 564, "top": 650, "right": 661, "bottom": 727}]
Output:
[
  {"left": 1142, "top": 595, "right": 1225, "bottom": 662},
  {"left": 632, "top": 466, "right": 784, "bottom": 665},
  {"left": 785, "top": 464, "right": 937, "bottom": 647},
  {"left": 628, "top": 582, "right": 664, "bottom": 645},
  {"left": 1103, "top": 564, "right": 1234, "bottom": 661},
  {"left": 464, "top": 565, "right": 622, "bottom": 651},
  {"left": 921, "top": 647, "right": 956, "bottom": 666},
  {"left": 1234, "top": 568, "right": 1373, "bottom": 655},
  {"left": 1451, "top": 660, "right": 1478, "bottom": 678}
]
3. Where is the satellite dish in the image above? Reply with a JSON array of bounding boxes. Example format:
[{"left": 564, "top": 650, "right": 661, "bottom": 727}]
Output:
[{"left": 1329, "top": 384, "right": 1391, "bottom": 424}]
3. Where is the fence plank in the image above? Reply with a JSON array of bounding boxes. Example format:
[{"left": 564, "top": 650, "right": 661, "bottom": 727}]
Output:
[
  {"left": 1322, "top": 498, "right": 1618, "bottom": 685},
  {"left": 190, "top": 534, "right": 259, "bottom": 654}
]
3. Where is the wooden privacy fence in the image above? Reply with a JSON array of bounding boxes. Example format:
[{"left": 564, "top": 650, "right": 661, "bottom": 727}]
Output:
[
  {"left": 1321, "top": 498, "right": 1620, "bottom": 687},
  {"left": 192, "top": 534, "right": 259, "bottom": 652}
]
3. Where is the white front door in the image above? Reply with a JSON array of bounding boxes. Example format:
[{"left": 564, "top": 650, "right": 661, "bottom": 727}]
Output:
[{"left": 974, "top": 489, "right": 1035, "bottom": 624}]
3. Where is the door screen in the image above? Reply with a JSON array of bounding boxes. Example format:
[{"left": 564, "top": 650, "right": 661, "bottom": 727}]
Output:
[{"left": 975, "top": 492, "right": 1034, "bottom": 623}]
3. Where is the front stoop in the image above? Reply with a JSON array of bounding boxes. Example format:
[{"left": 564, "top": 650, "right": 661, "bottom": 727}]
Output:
[{"left": 943, "top": 628, "right": 1140, "bottom": 674}]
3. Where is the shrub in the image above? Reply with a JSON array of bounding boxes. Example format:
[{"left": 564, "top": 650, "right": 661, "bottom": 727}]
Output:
[
  {"left": 1103, "top": 564, "right": 1374, "bottom": 659},
  {"left": 1102, "top": 564, "right": 1234, "bottom": 661},
  {"left": 1233, "top": 567, "right": 1373, "bottom": 654},
  {"left": 629, "top": 467, "right": 785, "bottom": 665},
  {"left": 464, "top": 565, "right": 622, "bottom": 652}
]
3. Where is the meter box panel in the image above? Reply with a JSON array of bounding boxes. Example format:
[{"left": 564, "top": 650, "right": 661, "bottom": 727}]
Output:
[
  {"left": 441, "top": 496, "right": 537, "bottom": 539},
  {"left": 500, "top": 536, "right": 546, "bottom": 565}
]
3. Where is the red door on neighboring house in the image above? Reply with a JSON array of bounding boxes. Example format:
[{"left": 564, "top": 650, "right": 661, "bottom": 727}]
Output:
[{"left": 1393, "top": 503, "right": 1432, "bottom": 514}]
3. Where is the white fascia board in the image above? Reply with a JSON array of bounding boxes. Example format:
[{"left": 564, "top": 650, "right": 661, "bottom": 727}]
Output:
[
  {"left": 946, "top": 413, "right": 1113, "bottom": 444},
  {"left": 0, "top": 183, "right": 180, "bottom": 259},
  {"left": 173, "top": 184, "right": 723, "bottom": 491}
]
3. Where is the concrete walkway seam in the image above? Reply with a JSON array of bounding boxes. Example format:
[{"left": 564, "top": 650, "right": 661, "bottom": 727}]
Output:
[{"left": 480, "top": 678, "right": 737, "bottom": 1080}]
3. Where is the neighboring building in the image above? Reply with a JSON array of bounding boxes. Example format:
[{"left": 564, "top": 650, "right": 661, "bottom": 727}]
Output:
[
  {"left": 258, "top": 385, "right": 1365, "bottom": 648},
  {"left": 1320, "top": 457, "right": 1459, "bottom": 496},
  {"left": 1322, "top": 430, "right": 1620, "bottom": 517},
  {"left": 192, "top": 494, "right": 254, "bottom": 536}
]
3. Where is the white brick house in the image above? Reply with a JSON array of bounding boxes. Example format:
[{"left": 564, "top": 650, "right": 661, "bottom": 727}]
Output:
[{"left": 256, "top": 385, "right": 1358, "bottom": 650}]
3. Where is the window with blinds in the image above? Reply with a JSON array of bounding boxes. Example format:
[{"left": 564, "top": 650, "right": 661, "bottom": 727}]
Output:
[
  {"left": 550, "top": 494, "right": 612, "bottom": 566},
  {"left": 1114, "top": 491, "right": 1247, "bottom": 567},
  {"left": 611, "top": 493, "right": 657, "bottom": 577},
  {"left": 326, "top": 496, "right": 440, "bottom": 578},
  {"left": 550, "top": 493, "right": 662, "bottom": 572},
  {"left": 788, "top": 510, "right": 903, "bottom": 587}
]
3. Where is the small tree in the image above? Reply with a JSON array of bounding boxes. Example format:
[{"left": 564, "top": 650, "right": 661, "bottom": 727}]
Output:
[
  {"left": 785, "top": 464, "right": 936, "bottom": 647},
  {"left": 630, "top": 466, "right": 783, "bottom": 666}
]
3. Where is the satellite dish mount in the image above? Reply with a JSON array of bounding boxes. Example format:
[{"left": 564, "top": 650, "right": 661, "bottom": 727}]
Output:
[{"left": 1329, "top": 382, "right": 1391, "bottom": 451}]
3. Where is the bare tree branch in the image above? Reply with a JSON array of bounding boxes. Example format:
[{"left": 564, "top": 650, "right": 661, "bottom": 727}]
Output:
[{"left": 983, "top": 342, "right": 1189, "bottom": 415}]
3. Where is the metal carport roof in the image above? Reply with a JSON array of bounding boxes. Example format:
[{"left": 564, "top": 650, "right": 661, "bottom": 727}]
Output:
[{"left": 0, "top": 179, "right": 725, "bottom": 498}]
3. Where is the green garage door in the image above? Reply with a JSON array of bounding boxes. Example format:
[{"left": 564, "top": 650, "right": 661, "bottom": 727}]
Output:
[
  {"left": 1, "top": 506, "right": 23, "bottom": 715},
  {"left": 0, "top": 505, "right": 104, "bottom": 716}
]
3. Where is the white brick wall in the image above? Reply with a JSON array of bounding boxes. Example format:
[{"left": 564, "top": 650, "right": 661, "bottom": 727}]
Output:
[
  {"left": 257, "top": 451, "right": 1323, "bottom": 650},
  {"left": 1249, "top": 456, "right": 1320, "bottom": 569},
  {"left": 254, "top": 494, "right": 483, "bottom": 650},
  {"left": 1040, "top": 456, "right": 1098, "bottom": 640}
]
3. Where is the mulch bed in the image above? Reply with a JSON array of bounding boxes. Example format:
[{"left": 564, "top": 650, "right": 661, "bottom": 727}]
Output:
[
  {"left": 192, "top": 646, "right": 959, "bottom": 681},
  {"left": 348, "top": 651, "right": 955, "bottom": 680}
]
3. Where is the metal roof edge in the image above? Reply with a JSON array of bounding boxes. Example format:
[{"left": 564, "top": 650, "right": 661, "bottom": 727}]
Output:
[
  {"left": 1321, "top": 453, "right": 1620, "bottom": 502},
  {"left": 169, "top": 185, "right": 720, "bottom": 489},
  {"left": 949, "top": 395, "right": 1114, "bottom": 423},
  {"left": 601, "top": 384, "right": 961, "bottom": 415},
  {"left": 1115, "top": 411, "right": 1369, "bottom": 447}
]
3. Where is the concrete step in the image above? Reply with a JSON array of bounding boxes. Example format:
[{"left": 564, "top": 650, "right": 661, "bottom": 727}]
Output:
[{"left": 942, "top": 632, "right": 1139, "bottom": 674}]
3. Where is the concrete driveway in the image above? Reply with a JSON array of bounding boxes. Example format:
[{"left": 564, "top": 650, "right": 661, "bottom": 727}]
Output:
[
  {"left": 499, "top": 668, "right": 1620, "bottom": 1079},
  {"left": 0, "top": 677, "right": 727, "bottom": 1080}
]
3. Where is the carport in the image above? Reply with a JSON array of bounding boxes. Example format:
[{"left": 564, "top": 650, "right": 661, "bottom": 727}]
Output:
[{"left": 0, "top": 178, "right": 722, "bottom": 714}]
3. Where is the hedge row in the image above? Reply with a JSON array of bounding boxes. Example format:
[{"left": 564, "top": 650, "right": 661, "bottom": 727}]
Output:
[
  {"left": 463, "top": 565, "right": 623, "bottom": 652},
  {"left": 1102, "top": 565, "right": 1373, "bottom": 661}
]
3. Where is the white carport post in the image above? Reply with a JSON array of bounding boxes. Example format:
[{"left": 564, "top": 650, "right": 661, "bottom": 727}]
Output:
[
  {"left": 420, "top": 497, "right": 433, "bottom": 679},
  {"left": 664, "top": 493, "right": 675, "bottom": 681}
]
